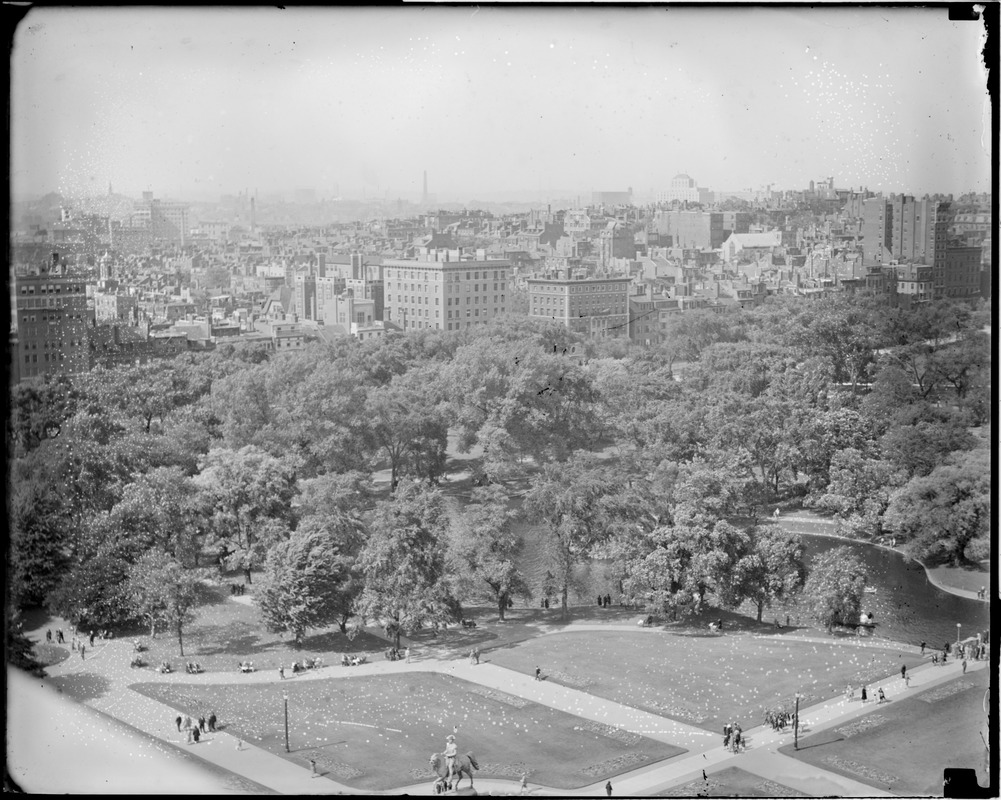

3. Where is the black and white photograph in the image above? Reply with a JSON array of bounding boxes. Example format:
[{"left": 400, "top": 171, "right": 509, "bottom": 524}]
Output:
[{"left": 7, "top": 4, "right": 994, "bottom": 796}]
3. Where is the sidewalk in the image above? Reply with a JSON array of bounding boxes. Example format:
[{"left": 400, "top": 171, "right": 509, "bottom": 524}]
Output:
[{"left": 35, "top": 617, "right": 988, "bottom": 796}]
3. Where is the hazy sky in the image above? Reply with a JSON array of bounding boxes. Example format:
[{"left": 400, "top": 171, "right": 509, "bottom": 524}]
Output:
[{"left": 11, "top": 6, "right": 992, "bottom": 202}]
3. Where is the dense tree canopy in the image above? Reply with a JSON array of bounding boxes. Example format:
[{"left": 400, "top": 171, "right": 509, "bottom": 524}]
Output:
[{"left": 5, "top": 291, "right": 989, "bottom": 653}]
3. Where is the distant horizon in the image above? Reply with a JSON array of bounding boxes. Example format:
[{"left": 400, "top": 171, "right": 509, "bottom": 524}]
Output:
[
  {"left": 11, "top": 7, "right": 991, "bottom": 203},
  {"left": 11, "top": 180, "right": 988, "bottom": 206}
]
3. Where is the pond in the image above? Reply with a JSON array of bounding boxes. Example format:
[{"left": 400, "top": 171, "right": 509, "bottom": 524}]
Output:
[{"left": 799, "top": 534, "right": 991, "bottom": 649}]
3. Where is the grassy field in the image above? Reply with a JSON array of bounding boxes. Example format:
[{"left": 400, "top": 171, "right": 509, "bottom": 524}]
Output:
[
  {"left": 485, "top": 630, "right": 923, "bottom": 732},
  {"left": 779, "top": 666, "right": 989, "bottom": 796},
  {"left": 131, "top": 671, "right": 684, "bottom": 792},
  {"left": 656, "top": 766, "right": 809, "bottom": 797}
]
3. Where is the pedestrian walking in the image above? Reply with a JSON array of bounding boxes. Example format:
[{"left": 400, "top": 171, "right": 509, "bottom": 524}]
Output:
[
  {"left": 80, "top": 643, "right": 85, "bottom": 660},
  {"left": 46, "top": 629, "right": 52, "bottom": 643},
  {"left": 175, "top": 715, "right": 183, "bottom": 731},
  {"left": 208, "top": 712, "right": 217, "bottom": 732},
  {"left": 860, "top": 685, "right": 867, "bottom": 704},
  {"left": 901, "top": 665, "right": 907, "bottom": 681},
  {"left": 605, "top": 780, "right": 613, "bottom": 796},
  {"left": 71, "top": 636, "right": 77, "bottom": 651},
  {"left": 405, "top": 646, "right": 411, "bottom": 664},
  {"left": 920, "top": 641, "right": 926, "bottom": 655},
  {"left": 310, "top": 759, "right": 317, "bottom": 777},
  {"left": 199, "top": 715, "right": 206, "bottom": 732},
  {"left": 905, "top": 673, "right": 911, "bottom": 688},
  {"left": 279, "top": 665, "right": 285, "bottom": 680},
  {"left": 469, "top": 649, "right": 476, "bottom": 665},
  {"left": 192, "top": 726, "right": 201, "bottom": 744},
  {"left": 962, "top": 658, "right": 968, "bottom": 674},
  {"left": 183, "top": 715, "right": 192, "bottom": 731},
  {"left": 56, "top": 629, "right": 64, "bottom": 643},
  {"left": 520, "top": 774, "right": 528, "bottom": 794},
  {"left": 597, "top": 595, "right": 603, "bottom": 607},
  {"left": 877, "top": 687, "right": 886, "bottom": 704},
  {"left": 535, "top": 666, "right": 541, "bottom": 681},
  {"left": 186, "top": 727, "right": 193, "bottom": 744},
  {"left": 474, "top": 648, "right": 480, "bottom": 665},
  {"left": 89, "top": 631, "right": 95, "bottom": 647},
  {"left": 236, "top": 739, "right": 243, "bottom": 751},
  {"left": 604, "top": 594, "right": 611, "bottom": 607}
]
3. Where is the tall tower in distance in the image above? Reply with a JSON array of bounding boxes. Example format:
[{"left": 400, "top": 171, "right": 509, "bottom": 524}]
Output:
[{"left": 422, "top": 171, "right": 428, "bottom": 206}]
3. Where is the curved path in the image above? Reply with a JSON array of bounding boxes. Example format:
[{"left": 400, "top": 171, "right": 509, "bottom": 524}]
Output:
[{"left": 28, "top": 615, "right": 987, "bottom": 796}]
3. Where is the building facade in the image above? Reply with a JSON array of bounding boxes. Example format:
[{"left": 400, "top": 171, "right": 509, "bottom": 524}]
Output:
[
  {"left": 382, "top": 252, "right": 511, "bottom": 332},
  {"left": 527, "top": 272, "right": 631, "bottom": 338},
  {"left": 11, "top": 254, "right": 94, "bottom": 382}
]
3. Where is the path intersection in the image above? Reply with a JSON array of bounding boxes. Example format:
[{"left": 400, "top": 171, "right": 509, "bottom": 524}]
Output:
[{"left": 35, "top": 615, "right": 985, "bottom": 796}]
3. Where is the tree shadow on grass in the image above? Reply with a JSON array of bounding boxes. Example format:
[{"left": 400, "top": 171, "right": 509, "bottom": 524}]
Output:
[
  {"left": 193, "top": 581, "right": 229, "bottom": 606},
  {"left": 49, "top": 672, "right": 114, "bottom": 703},
  {"left": 193, "top": 632, "right": 273, "bottom": 657}
]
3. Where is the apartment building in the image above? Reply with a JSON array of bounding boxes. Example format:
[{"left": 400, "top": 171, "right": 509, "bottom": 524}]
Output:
[
  {"left": 382, "top": 251, "right": 511, "bottom": 332},
  {"left": 862, "top": 196, "right": 981, "bottom": 300},
  {"left": 527, "top": 271, "right": 631, "bottom": 339},
  {"left": 11, "top": 254, "right": 94, "bottom": 382}
]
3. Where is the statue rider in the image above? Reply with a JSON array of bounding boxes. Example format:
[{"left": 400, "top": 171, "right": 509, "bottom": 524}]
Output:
[{"left": 443, "top": 733, "right": 458, "bottom": 784}]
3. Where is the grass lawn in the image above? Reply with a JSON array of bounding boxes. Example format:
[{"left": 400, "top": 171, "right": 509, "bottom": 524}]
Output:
[
  {"left": 778, "top": 667, "right": 989, "bottom": 796},
  {"left": 131, "top": 671, "right": 684, "bottom": 792},
  {"left": 656, "top": 766, "right": 809, "bottom": 797},
  {"left": 485, "top": 630, "right": 923, "bottom": 732},
  {"left": 924, "top": 561, "right": 990, "bottom": 595}
]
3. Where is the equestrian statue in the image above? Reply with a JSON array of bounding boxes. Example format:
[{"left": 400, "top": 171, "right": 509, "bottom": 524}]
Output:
[{"left": 429, "top": 733, "right": 479, "bottom": 792}]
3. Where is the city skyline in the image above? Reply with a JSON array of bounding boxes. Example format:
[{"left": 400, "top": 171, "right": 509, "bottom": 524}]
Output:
[{"left": 10, "top": 6, "right": 992, "bottom": 202}]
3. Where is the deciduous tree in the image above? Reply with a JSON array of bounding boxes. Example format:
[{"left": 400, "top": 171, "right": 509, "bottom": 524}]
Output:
[
  {"left": 449, "top": 485, "right": 530, "bottom": 620},
  {"left": 256, "top": 520, "right": 361, "bottom": 646},
  {"left": 355, "top": 481, "right": 461, "bottom": 648},
  {"left": 802, "top": 546, "right": 867, "bottom": 632}
]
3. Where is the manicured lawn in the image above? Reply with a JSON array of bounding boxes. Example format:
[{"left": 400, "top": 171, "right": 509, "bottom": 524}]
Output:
[
  {"left": 924, "top": 561, "right": 990, "bottom": 594},
  {"left": 656, "top": 766, "right": 809, "bottom": 797},
  {"left": 131, "top": 672, "right": 684, "bottom": 792},
  {"left": 778, "top": 668, "right": 990, "bottom": 796},
  {"left": 485, "top": 630, "right": 922, "bottom": 732}
]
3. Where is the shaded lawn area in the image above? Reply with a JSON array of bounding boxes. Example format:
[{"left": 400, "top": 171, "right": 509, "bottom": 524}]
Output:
[
  {"left": 122, "top": 581, "right": 391, "bottom": 675},
  {"left": 131, "top": 672, "right": 683, "bottom": 792},
  {"left": 486, "top": 631, "right": 922, "bottom": 732},
  {"left": 656, "top": 766, "right": 809, "bottom": 797},
  {"left": 778, "top": 668, "right": 990, "bottom": 796}
]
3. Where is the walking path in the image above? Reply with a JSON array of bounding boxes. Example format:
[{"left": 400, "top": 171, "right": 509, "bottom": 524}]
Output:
[{"left": 35, "top": 619, "right": 988, "bottom": 796}]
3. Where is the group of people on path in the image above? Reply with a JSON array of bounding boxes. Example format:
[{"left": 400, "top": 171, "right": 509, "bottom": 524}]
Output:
[
  {"left": 595, "top": 594, "right": 612, "bottom": 608},
  {"left": 174, "top": 711, "right": 217, "bottom": 744},
  {"left": 722, "top": 721, "right": 744, "bottom": 752},
  {"left": 846, "top": 683, "right": 886, "bottom": 704}
]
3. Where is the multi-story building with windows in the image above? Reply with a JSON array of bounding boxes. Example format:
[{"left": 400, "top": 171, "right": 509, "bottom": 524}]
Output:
[
  {"left": 893, "top": 263, "right": 933, "bottom": 307},
  {"left": 382, "top": 251, "right": 510, "bottom": 332},
  {"left": 11, "top": 253, "right": 94, "bottom": 382},
  {"left": 527, "top": 271, "right": 631, "bottom": 338},
  {"left": 862, "top": 196, "right": 980, "bottom": 300}
]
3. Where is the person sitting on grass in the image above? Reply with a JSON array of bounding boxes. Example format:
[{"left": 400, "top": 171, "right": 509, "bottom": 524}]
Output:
[{"left": 342, "top": 654, "right": 351, "bottom": 666}]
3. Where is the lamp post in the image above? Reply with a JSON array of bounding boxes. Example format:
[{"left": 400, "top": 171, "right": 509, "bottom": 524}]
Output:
[
  {"left": 283, "top": 692, "right": 289, "bottom": 753},
  {"left": 794, "top": 693, "right": 801, "bottom": 750},
  {"left": 957, "top": 623, "right": 962, "bottom": 653}
]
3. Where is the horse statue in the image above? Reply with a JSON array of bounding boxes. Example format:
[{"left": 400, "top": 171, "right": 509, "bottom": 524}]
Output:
[{"left": 429, "top": 751, "right": 479, "bottom": 792}]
